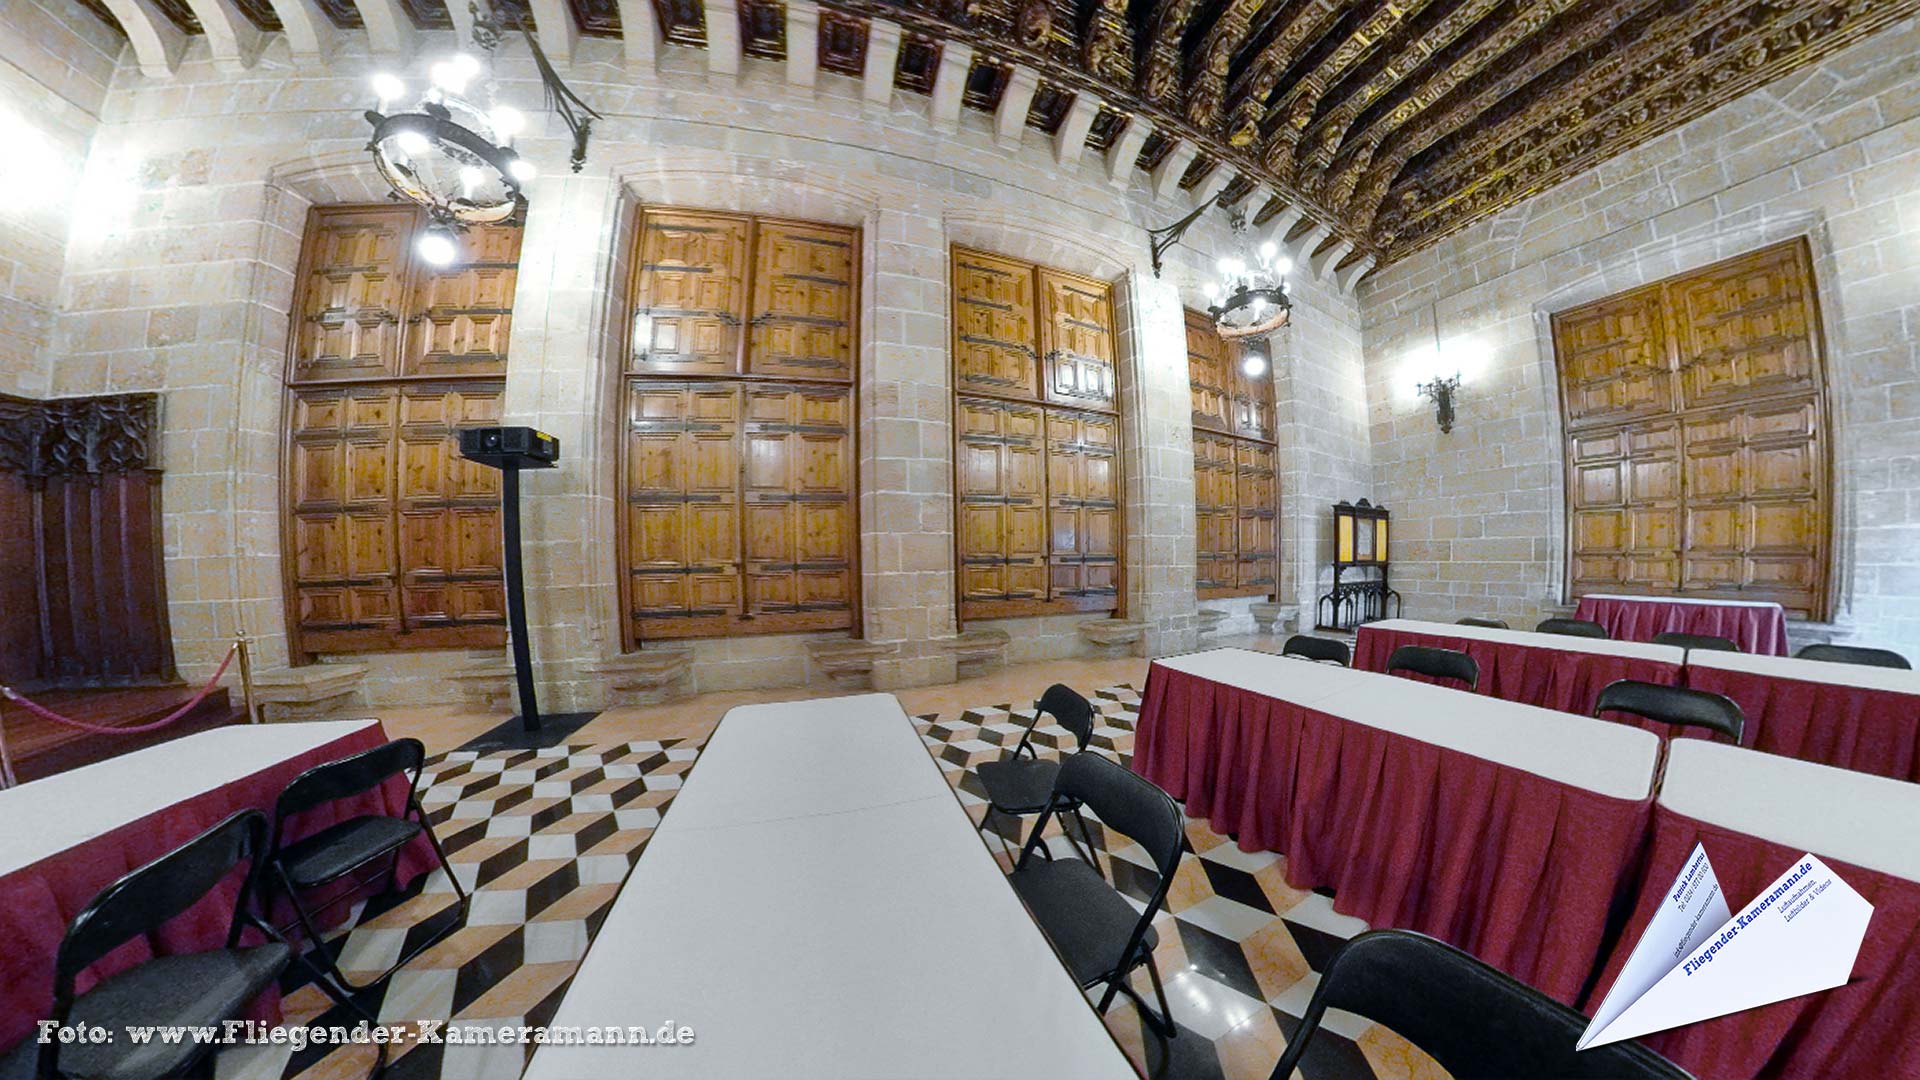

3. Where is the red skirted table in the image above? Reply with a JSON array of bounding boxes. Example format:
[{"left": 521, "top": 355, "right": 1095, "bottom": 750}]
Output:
[
  {"left": 1683, "top": 650, "right": 1920, "bottom": 782},
  {"left": 1133, "top": 647, "right": 1662, "bottom": 1005},
  {"left": 1586, "top": 740, "right": 1920, "bottom": 1079},
  {"left": 1354, "top": 619, "right": 1686, "bottom": 715},
  {"left": 0, "top": 719, "right": 434, "bottom": 1056},
  {"left": 1574, "top": 594, "right": 1789, "bottom": 655}
]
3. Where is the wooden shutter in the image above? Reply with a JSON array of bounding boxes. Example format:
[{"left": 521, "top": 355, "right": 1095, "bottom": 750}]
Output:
[
  {"left": 957, "top": 397, "right": 1047, "bottom": 610},
  {"left": 1186, "top": 309, "right": 1232, "bottom": 433},
  {"left": 741, "top": 384, "right": 856, "bottom": 631},
  {"left": 394, "top": 385, "right": 508, "bottom": 643},
  {"left": 287, "top": 386, "right": 403, "bottom": 651},
  {"left": 1038, "top": 269, "right": 1116, "bottom": 409},
  {"left": 403, "top": 223, "right": 521, "bottom": 377},
  {"left": 952, "top": 248, "right": 1039, "bottom": 398},
  {"left": 1194, "top": 434, "right": 1237, "bottom": 596},
  {"left": 1553, "top": 237, "right": 1829, "bottom": 617},
  {"left": 747, "top": 220, "right": 857, "bottom": 380},
  {"left": 1235, "top": 441, "right": 1278, "bottom": 592},
  {"left": 1045, "top": 409, "right": 1119, "bottom": 610},
  {"left": 624, "top": 382, "right": 745, "bottom": 640},
  {"left": 290, "top": 206, "right": 414, "bottom": 383},
  {"left": 630, "top": 209, "right": 751, "bottom": 376}
]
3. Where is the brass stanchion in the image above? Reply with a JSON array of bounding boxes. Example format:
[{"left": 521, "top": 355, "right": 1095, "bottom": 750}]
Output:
[
  {"left": 236, "top": 632, "right": 261, "bottom": 725},
  {"left": 0, "top": 702, "right": 16, "bottom": 789}
]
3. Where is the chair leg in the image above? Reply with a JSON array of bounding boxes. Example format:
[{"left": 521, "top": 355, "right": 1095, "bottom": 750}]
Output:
[
  {"left": 1098, "top": 947, "right": 1177, "bottom": 1039},
  {"left": 279, "top": 843, "right": 469, "bottom": 998}
]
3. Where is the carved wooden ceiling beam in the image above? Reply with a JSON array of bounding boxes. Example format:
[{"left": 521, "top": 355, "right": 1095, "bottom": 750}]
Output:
[
  {"left": 1291, "top": 0, "right": 1508, "bottom": 180},
  {"left": 1315, "top": 0, "right": 1586, "bottom": 209},
  {"left": 1382, "top": 0, "right": 1920, "bottom": 254},
  {"left": 1182, "top": 0, "right": 1267, "bottom": 130},
  {"left": 1137, "top": 0, "right": 1207, "bottom": 108},
  {"left": 1251, "top": 0, "right": 1432, "bottom": 180},
  {"left": 1218, "top": 0, "right": 1345, "bottom": 149}
]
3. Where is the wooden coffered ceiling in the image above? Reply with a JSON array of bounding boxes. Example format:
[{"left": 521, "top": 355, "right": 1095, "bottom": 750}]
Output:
[{"left": 75, "top": 0, "right": 1920, "bottom": 268}]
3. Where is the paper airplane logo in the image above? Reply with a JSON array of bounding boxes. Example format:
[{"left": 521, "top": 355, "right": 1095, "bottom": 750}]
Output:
[{"left": 1579, "top": 843, "right": 1872, "bottom": 1050}]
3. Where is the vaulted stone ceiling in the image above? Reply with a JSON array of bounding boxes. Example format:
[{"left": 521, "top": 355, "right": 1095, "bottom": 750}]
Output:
[{"left": 74, "top": 0, "right": 1920, "bottom": 269}]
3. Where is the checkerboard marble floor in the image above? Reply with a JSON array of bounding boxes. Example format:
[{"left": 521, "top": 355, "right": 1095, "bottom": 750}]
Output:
[{"left": 218, "top": 683, "right": 1444, "bottom": 1080}]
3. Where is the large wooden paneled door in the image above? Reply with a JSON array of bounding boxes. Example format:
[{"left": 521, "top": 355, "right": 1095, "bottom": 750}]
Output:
[
  {"left": 282, "top": 205, "right": 520, "bottom": 657},
  {"left": 620, "top": 208, "right": 860, "bottom": 646},
  {"left": 952, "top": 247, "right": 1123, "bottom": 622},
  {"left": 1552, "top": 237, "right": 1831, "bottom": 618},
  {"left": 1186, "top": 309, "right": 1280, "bottom": 600}
]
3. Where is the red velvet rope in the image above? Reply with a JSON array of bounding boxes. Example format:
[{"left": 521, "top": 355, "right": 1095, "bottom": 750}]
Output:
[{"left": 0, "top": 642, "right": 241, "bottom": 734}]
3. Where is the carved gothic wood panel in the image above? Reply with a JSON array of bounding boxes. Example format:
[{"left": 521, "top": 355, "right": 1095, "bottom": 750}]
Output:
[
  {"left": 952, "top": 247, "right": 1040, "bottom": 400},
  {"left": 1554, "top": 238, "right": 1830, "bottom": 618},
  {"left": 291, "top": 206, "right": 415, "bottom": 383},
  {"left": 630, "top": 209, "right": 751, "bottom": 376},
  {"left": 747, "top": 220, "right": 857, "bottom": 381},
  {"left": 1038, "top": 269, "right": 1116, "bottom": 410},
  {"left": 403, "top": 222, "right": 522, "bottom": 378}
]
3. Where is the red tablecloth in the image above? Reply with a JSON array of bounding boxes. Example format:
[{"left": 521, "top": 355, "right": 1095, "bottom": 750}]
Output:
[
  {"left": 0, "top": 722, "right": 435, "bottom": 1054},
  {"left": 1574, "top": 595, "right": 1789, "bottom": 655},
  {"left": 1353, "top": 624, "right": 1684, "bottom": 716},
  {"left": 1585, "top": 805, "right": 1920, "bottom": 1079},
  {"left": 1133, "top": 663, "right": 1651, "bottom": 1005},
  {"left": 1684, "top": 664, "right": 1920, "bottom": 783}
]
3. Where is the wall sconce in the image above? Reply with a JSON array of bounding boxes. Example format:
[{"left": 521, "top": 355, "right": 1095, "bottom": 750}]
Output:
[{"left": 1416, "top": 372, "right": 1462, "bottom": 434}]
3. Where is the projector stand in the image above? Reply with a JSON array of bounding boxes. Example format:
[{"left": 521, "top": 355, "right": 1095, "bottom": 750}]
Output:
[{"left": 500, "top": 463, "right": 541, "bottom": 732}]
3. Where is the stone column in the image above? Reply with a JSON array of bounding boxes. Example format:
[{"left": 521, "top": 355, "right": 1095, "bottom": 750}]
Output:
[
  {"left": 1115, "top": 270, "right": 1198, "bottom": 657},
  {"left": 863, "top": 201, "right": 960, "bottom": 689}
]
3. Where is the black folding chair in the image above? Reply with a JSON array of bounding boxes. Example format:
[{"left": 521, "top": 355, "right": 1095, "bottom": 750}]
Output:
[
  {"left": 267, "top": 737, "right": 468, "bottom": 996},
  {"left": 976, "top": 684, "right": 1098, "bottom": 863},
  {"left": 1652, "top": 632, "right": 1740, "bottom": 652},
  {"left": 1268, "top": 930, "right": 1694, "bottom": 1080},
  {"left": 0, "top": 811, "right": 291, "bottom": 1080},
  {"left": 1536, "top": 617, "right": 1609, "bottom": 638},
  {"left": 1386, "top": 644, "right": 1478, "bottom": 691},
  {"left": 1008, "top": 753, "right": 1184, "bottom": 1038},
  {"left": 1456, "top": 617, "right": 1508, "bottom": 629},
  {"left": 1797, "top": 643, "right": 1911, "bottom": 669},
  {"left": 1593, "top": 680, "right": 1745, "bottom": 743},
  {"left": 1281, "top": 634, "right": 1350, "bottom": 666}
]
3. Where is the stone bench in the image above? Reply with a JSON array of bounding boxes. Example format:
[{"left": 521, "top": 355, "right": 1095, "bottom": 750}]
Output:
[
  {"left": 1078, "top": 618, "right": 1146, "bottom": 655},
  {"left": 805, "top": 639, "right": 898, "bottom": 690},
  {"left": 251, "top": 662, "right": 367, "bottom": 722},
  {"left": 1196, "top": 608, "right": 1229, "bottom": 637},
  {"left": 947, "top": 628, "right": 1011, "bottom": 677},
  {"left": 582, "top": 650, "right": 695, "bottom": 706}
]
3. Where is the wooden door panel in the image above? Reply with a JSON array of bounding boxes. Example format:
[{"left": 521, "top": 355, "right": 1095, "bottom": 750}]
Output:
[
  {"left": 631, "top": 210, "right": 750, "bottom": 376},
  {"left": 748, "top": 221, "right": 856, "bottom": 380},
  {"left": 625, "top": 382, "right": 744, "bottom": 637},
  {"left": 394, "top": 385, "right": 505, "bottom": 636},
  {"left": 1039, "top": 269, "right": 1116, "bottom": 409},
  {"left": 1046, "top": 410, "right": 1118, "bottom": 608},
  {"left": 1672, "top": 242, "right": 1820, "bottom": 409},
  {"left": 288, "top": 385, "right": 404, "bottom": 647},
  {"left": 952, "top": 249, "right": 1039, "bottom": 398},
  {"left": 404, "top": 223, "right": 522, "bottom": 377},
  {"left": 1235, "top": 442, "right": 1278, "bottom": 593},
  {"left": 1186, "top": 309, "right": 1233, "bottom": 433},
  {"left": 740, "top": 385, "right": 853, "bottom": 627},
  {"left": 1552, "top": 285, "right": 1672, "bottom": 428},
  {"left": 292, "top": 207, "right": 414, "bottom": 382}
]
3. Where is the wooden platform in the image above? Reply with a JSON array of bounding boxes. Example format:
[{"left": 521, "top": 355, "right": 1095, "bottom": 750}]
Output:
[{"left": 0, "top": 685, "right": 246, "bottom": 785}]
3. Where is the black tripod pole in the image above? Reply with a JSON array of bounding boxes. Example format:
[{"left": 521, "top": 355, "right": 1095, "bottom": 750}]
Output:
[{"left": 501, "top": 463, "right": 542, "bottom": 732}]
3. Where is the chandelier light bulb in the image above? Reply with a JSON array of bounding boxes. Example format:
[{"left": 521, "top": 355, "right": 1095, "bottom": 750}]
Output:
[
  {"left": 459, "top": 166, "right": 485, "bottom": 194},
  {"left": 1242, "top": 351, "right": 1268, "bottom": 377},
  {"left": 1275, "top": 256, "right": 1293, "bottom": 274},
  {"left": 1226, "top": 258, "right": 1246, "bottom": 277},
  {"left": 489, "top": 106, "right": 526, "bottom": 138},
  {"left": 1259, "top": 241, "right": 1277, "bottom": 263},
  {"left": 449, "top": 52, "right": 482, "bottom": 80},
  {"left": 1204, "top": 282, "right": 1223, "bottom": 301},
  {"left": 430, "top": 61, "right": 470, "bottom": 94},
  {"left": 370, "top": 73, "right": 405, "bottom": 105},
  {"left": 507, "top": 158, "right": 538, "bottom": 183},
  {"left": 416, "top": 227, "right": 457, "bottom": 266},
  {"left": 395, "top": 130, "right": 430, "bottom": 156}
]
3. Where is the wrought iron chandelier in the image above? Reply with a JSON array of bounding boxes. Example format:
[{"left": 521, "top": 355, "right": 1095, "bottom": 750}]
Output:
[
  {"left": 362, "top": 4, "right": 601, "bottom": 265},
  {"left": 1202, "top": 212, "right": 1292, "bottom": 340}
]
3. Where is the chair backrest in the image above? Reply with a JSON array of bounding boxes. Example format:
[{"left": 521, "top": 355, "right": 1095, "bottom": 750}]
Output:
[
  {"left": 1386, "top": 645, "right": 1478, "bottom": 690},
  {"left": 276, "top": 737, "right": 424, "bottom": 825},
  {"left": 1536, "top": 617, "right": 1609, "bottom": 639},
  {"left": 1050, "top": 752, "right": 1184, "bottom": 883},
  {"left": 1456, "top": 617, "right": 1508, "bottom": 629},
  {"left": 1281, "top": 634, "right": 1350, "bottom": 666},
  {"left": 1593, "top": 679, "right": 1745, "bottom": 743},
  {"left": 55, "top": 810, "right": 269, "bottom": 998},
  {"left": 1652, "top": 631, "right": 1740, "bottom": 652},
  {"left": 1267, "top": 930, "right": 1693, "bottom": 1080},
  {"left": 1796, "top": 643, "right": 1912, "bottom": 670},
  {"left": 1034, "top": 683, "right": 1096, "bottom": 751}
]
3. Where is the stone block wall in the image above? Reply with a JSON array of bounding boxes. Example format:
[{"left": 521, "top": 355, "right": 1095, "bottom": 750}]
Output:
[
  {"left": 11, "top": 14, "right": 1366, "bottom": 706},
  {"left": 1360, "top": 16, "right": 1920, "bottom": 656}
]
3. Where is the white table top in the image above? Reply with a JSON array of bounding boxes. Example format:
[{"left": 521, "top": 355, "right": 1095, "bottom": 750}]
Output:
[
  {"left": 0, "top": 720, "right": 381, "bottom": 878},
  {"left": 1361, "top": 619, "right": 1687, "bottom": 664},
  {"left": 1661, "top": 740, "right": 1920, "bottom": 882},
  {"left": 523, "top": 694, "right": 1135, "bottom": 1080},
  {"left": 1155, "top": 649, "right": 1660, "bottom": 800},
  {"left": 1581, "top": 593, "right": 1785, "bottom": 611},
  {"left": 1687, "top": 648, "right": 1920, "bottom": 696}
]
